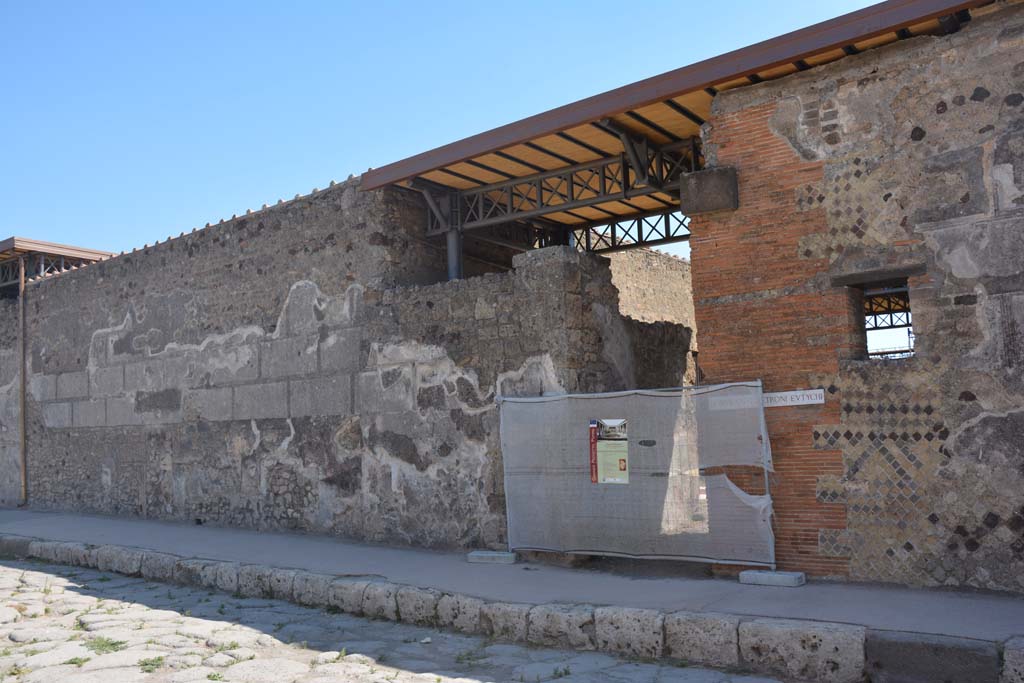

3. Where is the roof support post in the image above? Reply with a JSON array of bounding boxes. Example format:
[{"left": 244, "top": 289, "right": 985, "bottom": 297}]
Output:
[
  {"left": 18, "top": 256, "right": 27, "bottom": 506},
  {"left": 446, "top": 228, "right": 463, "bottom": 281}
]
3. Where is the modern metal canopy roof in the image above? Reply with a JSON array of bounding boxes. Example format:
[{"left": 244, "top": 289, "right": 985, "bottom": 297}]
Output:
[
  {"left": 0, "top": 237, "right": 113, "bottom": 290},
  {"left": 362, "top": 0, "right": 986, "bottom": 236}
]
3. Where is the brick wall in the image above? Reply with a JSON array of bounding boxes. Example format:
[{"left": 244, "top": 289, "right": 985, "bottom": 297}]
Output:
[
  {"left": 695, "top": 1, "right": 1024, "bottom": 590},
  {"left": 690, "top": 101, "right": 858, "bottom": 577}
]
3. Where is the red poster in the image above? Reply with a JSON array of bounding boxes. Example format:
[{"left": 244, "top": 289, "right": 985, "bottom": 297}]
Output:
[{"left": 589, "top": 420, "right": 598, "bottom": 483}]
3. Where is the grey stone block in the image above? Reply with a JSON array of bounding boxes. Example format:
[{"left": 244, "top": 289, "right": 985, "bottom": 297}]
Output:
[
  {"left": 528, "top": 603, "right": 596, "bottom": 650},
  {"left": 480, "top": 602, "right": 531, "bottom": 643},
  {"left": 183, "top": 387, "right": 232, "bottom": 421},
  {"left": 212, "top": 561, "right": 240, "bottom": 594},
  {"left": 361, "top": 582, "right": 399, "bottom": 621},
  {"left": 328, "top": 578, "right": 371, "bottom": 615},
  {"left": 29, "top": 374, "right": 56, "bottom": 402},
  {"left": 865, "top": 629, "right": 1000, "bottom": 683},
  {"left": 0, "top": 535, "right": 34, "bottom": 559},
  {"left": 89, "top": 366, "right": 124, "bottom": 397},
  {"left": 289, "top": 375, "right": 351, "bottom": 418},
  {"left": 49, "top": 542, "right": 93, "bottom": 567},
  {"left": 1004, "top": 636, "right": 1024, "bottom": 683},
  {"left": 396, "top": 586, "right": 440, "bottom": 626},
  {"left": 27, "top": 540, "right": 61, "bottom": 563},
  {"left": 268, "top": 568, "right": 297, "bottom": 601},
  {"left": 41, "top": 402, "right": 72, "bottom": 428},
  {"left": 105, "top": 396, "right": 143, "bottom": 426},
  {"left": 94, "top": 545, "right": 144, "bottom": 576},
  {"left": 237, "top": 564, "right": 275, "bottom": 598},
  {"left": 173, "top": 559, "right": 214, "bottom": 587},
  {"left": 664, "top": 610, "right": 740, "bottom": 668},
  {"left": 595, "top": 606, "right": 664, "bottom": 659},
  {"left": 233, "top": 382, "right": 287, "bottom": 420},
  {"left": 292, "top": 572, "right": 335, "bottom": 607},
  {"left": 357, "top": 366, "right": 413, "bottom": 413},
  {"left": 124, "top": 359, "right": 167, "bottom": 393},
  {"left": 194, "top": 342, "right": 259, "bottom": 386},
  {"left": 72, "top": 399, "right": 106, "bottom": 427},
  {"left": 260, "top": 335, "right": 317, "bottom": 378},
  {"left": 437, "top": 593, "right": 484, "bottom": 634},
  {"left": 56, "top": 370, "right": 89, "bottom": 399},
  {"left": 135, "top": 388, "right": 182, "bottom": 413},
  {"left": 140, "top": 551, "right": 180, "bottom": 582},
  {"left": 679, "top": 167, "right": 739, "bottom": 215},
  {"left": 739, "top": 618, "right": 865, "bottom": 683},
  {"left": 319, "top": 328, "right": 362, "bottom": 373}
]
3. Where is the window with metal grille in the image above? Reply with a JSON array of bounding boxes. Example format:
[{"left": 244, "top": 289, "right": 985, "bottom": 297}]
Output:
[{"left": 863, "top": 282, "right": 914, "bottom": 359}]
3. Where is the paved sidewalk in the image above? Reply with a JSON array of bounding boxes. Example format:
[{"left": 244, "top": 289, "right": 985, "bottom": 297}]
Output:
[{"left": 3, "top": 509, "right": 1023, "bottom": 643}]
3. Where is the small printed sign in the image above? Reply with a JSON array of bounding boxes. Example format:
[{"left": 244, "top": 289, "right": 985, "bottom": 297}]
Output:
[{"left": 762, "top": 388, "right": 825, "bottom": 408}]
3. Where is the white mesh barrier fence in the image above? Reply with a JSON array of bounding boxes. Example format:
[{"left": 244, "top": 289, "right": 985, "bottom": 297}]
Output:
[{"left": 499, "top": 382, "right": 775, "bottom": 566}]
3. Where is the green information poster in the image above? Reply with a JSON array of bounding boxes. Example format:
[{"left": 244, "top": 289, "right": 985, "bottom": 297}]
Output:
[{"left": 589, "top": 418, "right": 629, "bottom": 484}]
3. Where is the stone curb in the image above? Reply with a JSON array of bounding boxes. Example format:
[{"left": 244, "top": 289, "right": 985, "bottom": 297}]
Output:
[{"left": 1, "top": 534, "right": 1018, "bottom": 683}]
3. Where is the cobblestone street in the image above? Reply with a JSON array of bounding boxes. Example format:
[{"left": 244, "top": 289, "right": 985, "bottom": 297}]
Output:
[{"left": 0, "top": 561, "right": 777, "bottom": 683}]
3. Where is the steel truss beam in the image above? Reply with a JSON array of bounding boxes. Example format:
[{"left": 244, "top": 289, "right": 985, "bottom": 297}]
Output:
[
  {"left": 0, "top": 253, "right": 92, "bottom": 289},
  {"left": 573, "top": 210, "right": 690, "bottom": 253},
  {"left": 420, "top": 138, "right": 695, "bottom": 237},
  {"left": 864, "top": 286, "right": 912, "bottom": 331}
]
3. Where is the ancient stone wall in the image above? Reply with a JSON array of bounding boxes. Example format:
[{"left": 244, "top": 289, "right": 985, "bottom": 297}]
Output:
[
  {"left": 606, "top": 249, "right": 697, "bottom": 385},
  {"left": 0, "top": 297, "right": 19, "bottom": 507},
  {"left": 694, "top": 1, "right": 1024, "bottom": 591},
  {"left": 605, "top": 249, "right": 695, "bottom": 331},
  {"left": 12, "top": 179, "right": 690, "bottom": 551}
]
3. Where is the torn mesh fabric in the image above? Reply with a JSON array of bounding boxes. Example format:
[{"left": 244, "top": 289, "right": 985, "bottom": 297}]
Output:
[{"left": 499, "top": 382, "right": 774, "bottom": 565}]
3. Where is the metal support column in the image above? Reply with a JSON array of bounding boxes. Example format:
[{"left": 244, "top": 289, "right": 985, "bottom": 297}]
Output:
[
  {"left": 18, "top": 256, "right": 27, "bottom": 506},
  {"left": 446, "top": 228, "right": 463, "bottom": 281}
]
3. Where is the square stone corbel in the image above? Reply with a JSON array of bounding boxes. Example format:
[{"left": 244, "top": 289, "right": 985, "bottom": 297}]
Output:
[{"left": 679, "top": 167, "right": 739, "bottom": 215}]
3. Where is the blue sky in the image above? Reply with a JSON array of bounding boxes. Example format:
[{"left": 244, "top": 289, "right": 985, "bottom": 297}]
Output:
[{"left": 1, "top": 0, "right": 874, "bottom": 254}]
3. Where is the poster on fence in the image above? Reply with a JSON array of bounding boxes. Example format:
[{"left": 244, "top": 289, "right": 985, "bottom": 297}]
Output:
[{"left": 589, "top": 419, "right": 629, "bottom": 484}]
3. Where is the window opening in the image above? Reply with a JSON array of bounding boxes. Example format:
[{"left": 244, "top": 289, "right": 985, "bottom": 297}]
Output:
[{"left": 863, "top": 282, "right": 914, "bottom": 359}]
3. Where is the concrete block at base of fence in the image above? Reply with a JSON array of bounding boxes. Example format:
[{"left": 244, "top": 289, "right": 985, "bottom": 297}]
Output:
[
  {"left": 437, "top": 593, "right": 484, "bottom": 634},
  {"left": 739, "top": 617, "right": 865, "bottom": 683},
  {"left": 528, "top": 603, "right": 596, "bottom": 650},
  {"left": 595, "top": 607, "right": 664, "bottom": 659},
  {"left": 664, "top": 610, "right": 740, "bottom": 668},
  {"left": 480, "top": 602, "right": 531, "bottom": 642},
  {"left": 292, "top": 571, "right": 335, "bottom": 607},
  {"left": 362, "top": 582, "right": 400, "bottom": 621},
  {"left": 173, "top": 558, "right": 211, "bottom": 587},
  {"left": 1003, "top": 636, "right": 1024, "bottom": 683},
  {"left": 466, "top": 550, "right": 516, "bottom": 564},
  {"left": 739, "top": 570, "right": 806, "bottom": 587},
  {"left": 865, "top": 630, "right": 1000, "bottom": 683}
]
